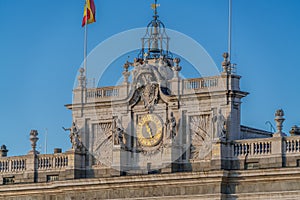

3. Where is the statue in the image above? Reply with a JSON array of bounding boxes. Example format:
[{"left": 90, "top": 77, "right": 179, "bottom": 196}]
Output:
[
  {"left": 114, "top": 117, "right": 125, "bottom": 145},
  {"left": 168, "top": 112, "right": 177, "bottom": 139},
  {"left": 212, "top": 109, "right": 226, "bottom": 139},
  {"left": 63, "top": 122, "right": 84, "bottom": 151}
]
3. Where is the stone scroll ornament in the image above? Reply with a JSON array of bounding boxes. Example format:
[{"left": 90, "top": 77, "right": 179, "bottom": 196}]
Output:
[
  {"left": 189, "top": 115, "right": 212, "bottom": 159},
  {"left": 92, "top": 123, "right": 113, "bottom": 166},
  {"left": 63, "top": 122, "right": 84, "bottom": 151}
]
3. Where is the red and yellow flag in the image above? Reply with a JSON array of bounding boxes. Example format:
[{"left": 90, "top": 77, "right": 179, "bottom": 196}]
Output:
[{"left": 82, "top": 0, "right": 96, "bottom": 27}]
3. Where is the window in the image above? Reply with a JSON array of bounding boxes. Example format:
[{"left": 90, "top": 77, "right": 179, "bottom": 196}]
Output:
[
  {"left": 47, "top": 175, "right": 59, "bottom": 182},
  {"left": 297, "top": 159, "right": 300, "bottom": 167},
  {"left": 245, "top": 162, "right": 259, "bottom": 170},
  {"left": 3, "top": 177, "right": 14, "bottom": 185}
]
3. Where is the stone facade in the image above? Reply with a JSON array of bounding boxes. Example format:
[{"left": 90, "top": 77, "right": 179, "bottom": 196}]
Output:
[
  {"left": 1, "top": 4, "right": 300, "bottom": 200},
  {"left": 2, "top": 55, "right": 300, "bottom": 199},
  {"left": 2, "top": 168, "right": 300, "bottom": 199}
]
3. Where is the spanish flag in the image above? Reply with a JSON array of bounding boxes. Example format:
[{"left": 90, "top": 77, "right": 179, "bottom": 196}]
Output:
[{"left": 82, "top": 0, "right": 96, "bottom": 27}]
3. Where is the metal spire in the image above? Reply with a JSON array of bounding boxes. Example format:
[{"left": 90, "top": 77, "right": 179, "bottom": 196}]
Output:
[
  {"left": 139, "top": 0, "right": 171, "bottom": 60},
  {"left": 151, "top": 0, "right": 160, "bottom": 17}
]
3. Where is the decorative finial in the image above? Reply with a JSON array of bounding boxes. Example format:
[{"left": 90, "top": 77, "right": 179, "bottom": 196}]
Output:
[
  {"left": 79, "top": 67, "right": 85, "bottom": 74},
  {"left": 0, "top": 145, "right": 8, "bottom": 157},
  {"left": 290, "top": 125, "right": 300, "bottom": 136},
  {"left": 122, "top": 60, "right": 131, "bottom": 85},
  {"left": 173, "top": 57, "right": 181, "bottom": 66},
  {"left": 222, "top": 52, "right": 231, "bottom": 74},
  {"left": 123, "top": 62, "right": 130, "bottom": 72},
  {"left": 151, "top": 0, "right": 160, "bottom": 17},
  {"left": 78, "top": 68, "right": 86, "bottom": 88},
  {"left": 274, "top": 109, "right": 286, "bottom": 137},
  {"left": 29, "top": 130, "right": 39, "bottom": 154},
  {"left": 223, "top": 52, "right": 229, "bottom": 59},
  {"left": 172, "top": 58, "right": 182, "bottom": 79},
  {"left": 275, "top": 109, "right": 284, "bottom": 117}
]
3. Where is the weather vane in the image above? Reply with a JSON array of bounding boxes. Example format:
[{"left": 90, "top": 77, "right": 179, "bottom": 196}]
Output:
[{"left": 151, "top": 0, "right": 160, "bottom": 16}]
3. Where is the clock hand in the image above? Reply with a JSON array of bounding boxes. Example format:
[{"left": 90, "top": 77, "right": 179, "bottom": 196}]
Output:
[{"left": 145, "top": 122, "right": 153, "bottom": 138}]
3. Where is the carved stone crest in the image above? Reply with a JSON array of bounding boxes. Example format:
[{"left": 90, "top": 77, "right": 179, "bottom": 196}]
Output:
[{"left": 141, "top": 83, "right": 159, "bottom": 110}]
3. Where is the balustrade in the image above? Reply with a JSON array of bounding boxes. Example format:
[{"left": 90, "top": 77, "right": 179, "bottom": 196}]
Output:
[
  {"left": 38, "top": 155, "right": 68, "bottom": 169},
  {"left": 184, "top": 78, "right": 219, "bottom": 90},
  {"left": 0, "top": 159, "right": 26, "bottom": 173},
  {"left": 87, "top": 87, "right": 120, "bottom": 99},
  {"left": 285, "top": 137, "right": 300, "bottom": 153},
  {"left": 233, "top": 140, "right": 272, "bottom": 157}
]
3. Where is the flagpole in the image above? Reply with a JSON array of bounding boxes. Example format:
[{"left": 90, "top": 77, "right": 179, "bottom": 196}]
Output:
[
  {"left": 228, "top": 0, "right": 232, "bottom": 61},
  {"left": 84, "top": 2, "right": 88, "bottom": 89}
]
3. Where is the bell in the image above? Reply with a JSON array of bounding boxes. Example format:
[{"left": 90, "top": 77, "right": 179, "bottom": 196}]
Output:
[{"left": 150, "top": 39, "right": 160, "bottom": 53}]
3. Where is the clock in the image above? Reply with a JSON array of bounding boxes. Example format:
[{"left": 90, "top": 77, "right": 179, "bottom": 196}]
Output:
[{"left": 137, "top": 114, "right": 163, "bottom": 147}]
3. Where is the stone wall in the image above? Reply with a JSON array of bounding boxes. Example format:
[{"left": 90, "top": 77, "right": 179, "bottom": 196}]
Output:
[{"left": 1, "top": 168, "right": 300, "bottom": 199}]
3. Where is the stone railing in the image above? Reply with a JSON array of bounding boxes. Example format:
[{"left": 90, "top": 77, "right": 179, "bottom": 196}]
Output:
[
  {"left": 72, "top": 85, "right": 126, "bottom": 104},
  {"left": 284, "top": 136, "right": 300, "bottom": 154},
  {"left": 232, "top": 138, "right": 272, "bottom": 157},
  {"left": 0, "top": 153, "right": 72, "bottom": 174},
  {"left": 37, "top": 154, "right": 69, "bottom": 169},
  {"left": 86, "top": 86, "right": 121, "bottom": 99},
  {"left": 178, "top": 76, "right": 235, "bottom": 96},
  {"left": 183, "top": 77, "right": 219, "bottom": 90},
  {"left": 0, "top": 157, "right": 27, "bottom": 173}
]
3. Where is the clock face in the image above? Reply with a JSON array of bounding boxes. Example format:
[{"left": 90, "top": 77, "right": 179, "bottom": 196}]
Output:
[{"left": 137, "top": 114, "right": 163, "bottom": 147}]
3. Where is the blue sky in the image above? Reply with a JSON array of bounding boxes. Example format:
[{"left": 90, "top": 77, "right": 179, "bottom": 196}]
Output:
[{"left": 0, "top": 0, "right": 300, "bottom": 156}]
